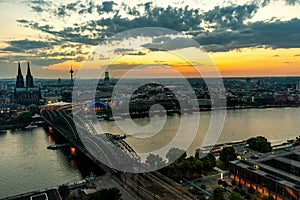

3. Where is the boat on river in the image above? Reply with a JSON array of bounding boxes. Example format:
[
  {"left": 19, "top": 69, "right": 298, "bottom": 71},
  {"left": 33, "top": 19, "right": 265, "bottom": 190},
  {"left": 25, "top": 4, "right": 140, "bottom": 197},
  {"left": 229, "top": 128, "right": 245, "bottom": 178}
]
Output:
[{"left": 47, "top": 143, "right": 70, "bottom": 150}]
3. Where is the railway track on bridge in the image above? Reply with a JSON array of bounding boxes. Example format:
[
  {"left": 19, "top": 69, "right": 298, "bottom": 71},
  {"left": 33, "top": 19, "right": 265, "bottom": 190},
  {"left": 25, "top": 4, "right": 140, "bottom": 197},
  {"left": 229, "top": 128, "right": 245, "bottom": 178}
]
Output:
[{"left": 41, "top": 108, "right": 195, "bottom": 200}]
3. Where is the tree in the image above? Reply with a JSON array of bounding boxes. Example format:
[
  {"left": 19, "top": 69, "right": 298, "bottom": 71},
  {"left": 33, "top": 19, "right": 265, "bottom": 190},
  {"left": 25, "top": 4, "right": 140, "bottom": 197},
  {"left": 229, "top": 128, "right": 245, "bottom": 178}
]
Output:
[
  {"left": 58, "top": 185, "right": 70, "bottom": 200},
  {"left": 218, "top": 179, "right": 223, "bottom": 185},
  {"left": 249, "top": 191, "right": 264, "bottom": 200},
  {"left": 247, "top": 136, "right": 272, "bottom": 153},
  {"left": 248, "top": 186, "right": 255, "bottom": 194},
  {"left": 222, "top": 181, "right": 228, "bottom": 188},
  {"left": 145, "top": 154, "right": 166, "bottom": 169},
  {"left": 211, "top": 186, "right": 225, "bottom": 200},
  {"left": 231, "top": 180, "right": 237, "bottom": 186},
  {"left": 201, "top": 153, "right": 216, "bottom": 172},
  {"left": 237, "top": 182, "right": 243, "bottom": 188},
  {"left": 219, "top": 147, "right": 237, "bottom": 164},
  {"left": 229, "top": 192, "right": 243, "bottom": 200},
  {"left": 8, "top": 111, "right": 33, "bottom": 125},
  {"left": 234, "top": 185, "right": 246, "bottom": 197},
  {"left": 200, "top": 184, "right": 206, "bottom": 190},
  {"left": 166, "top": 148, "right": 186, "bottom": 163},
  {"left": 198, "top": 193, "right": 206, "bottom": 200}
]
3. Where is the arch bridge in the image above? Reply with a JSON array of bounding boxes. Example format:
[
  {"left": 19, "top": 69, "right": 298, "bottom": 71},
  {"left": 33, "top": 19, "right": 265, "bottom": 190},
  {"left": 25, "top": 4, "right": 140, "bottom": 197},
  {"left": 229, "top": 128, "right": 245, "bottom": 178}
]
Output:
[{"left": 42, "top": 108, "right": 140, "bottom": 172}]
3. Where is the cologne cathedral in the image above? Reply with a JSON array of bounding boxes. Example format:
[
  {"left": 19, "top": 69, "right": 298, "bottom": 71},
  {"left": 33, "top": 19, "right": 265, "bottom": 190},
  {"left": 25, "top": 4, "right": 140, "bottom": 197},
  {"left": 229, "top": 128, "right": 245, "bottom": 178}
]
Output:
[{"left": 12, "top": 62, "right": 41, "bottom": 106}]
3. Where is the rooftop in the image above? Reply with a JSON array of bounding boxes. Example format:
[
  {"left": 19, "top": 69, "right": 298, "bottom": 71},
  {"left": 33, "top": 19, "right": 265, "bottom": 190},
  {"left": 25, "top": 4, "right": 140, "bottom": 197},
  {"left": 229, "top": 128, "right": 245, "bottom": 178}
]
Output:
[
  {"left": 3, "top": 189, "right": 61, "bottom": 200},
  {"left": 231, "top": 145, "right": 300, "bottom": 190}
]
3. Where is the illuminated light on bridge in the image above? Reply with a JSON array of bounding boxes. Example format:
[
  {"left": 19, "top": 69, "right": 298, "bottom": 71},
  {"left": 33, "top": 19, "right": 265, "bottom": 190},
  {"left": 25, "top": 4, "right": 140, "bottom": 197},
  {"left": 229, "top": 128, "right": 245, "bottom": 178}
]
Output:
[
  {"left": 47, "top": 135, "right": 53, "bottom": 143},
  {"left": 71, "top": 147, "right": 76, "bottom": 156},
  {"left": 48, "top": 126, "right": 53, "bottom": 132},
  {"left": 71, "top": 160, "right": 76, "bottom": 168},
  {"left": 41, "top": 108, "right": 196, "bottom": 199},
  {"left": 42, "top": 109, "right": 141, "bottom": 172}
]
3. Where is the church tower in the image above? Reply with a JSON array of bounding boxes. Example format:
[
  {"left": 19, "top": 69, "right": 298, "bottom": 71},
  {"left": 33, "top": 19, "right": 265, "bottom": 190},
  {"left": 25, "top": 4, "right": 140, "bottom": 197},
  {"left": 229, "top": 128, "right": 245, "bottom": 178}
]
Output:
[
  {"left": 26, "top": 61, "right": 34, "bottom": 88},
  {"left": 16, "top": 62, "right": 24, "bottom": 88}
]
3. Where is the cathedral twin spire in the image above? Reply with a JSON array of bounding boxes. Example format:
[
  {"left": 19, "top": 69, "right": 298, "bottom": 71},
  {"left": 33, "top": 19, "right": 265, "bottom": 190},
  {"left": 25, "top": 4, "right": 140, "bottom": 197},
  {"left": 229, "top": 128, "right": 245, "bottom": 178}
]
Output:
[{"left": 16, "top": 61, "right": 34, "bottom": 88}]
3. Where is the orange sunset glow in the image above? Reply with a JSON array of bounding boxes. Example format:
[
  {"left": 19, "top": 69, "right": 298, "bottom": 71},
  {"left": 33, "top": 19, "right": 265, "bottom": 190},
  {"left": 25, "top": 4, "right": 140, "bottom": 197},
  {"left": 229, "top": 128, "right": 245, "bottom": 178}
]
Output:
[{"left": 0, "top": 0, "right": 299, "bottom": 78}]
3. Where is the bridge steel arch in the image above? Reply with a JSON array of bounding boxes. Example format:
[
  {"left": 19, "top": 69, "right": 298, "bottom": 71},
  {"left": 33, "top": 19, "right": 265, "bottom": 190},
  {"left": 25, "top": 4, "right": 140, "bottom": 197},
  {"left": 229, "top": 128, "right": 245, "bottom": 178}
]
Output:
[{"left": 42, "top": 109, "right": 141, "bottom": 172}]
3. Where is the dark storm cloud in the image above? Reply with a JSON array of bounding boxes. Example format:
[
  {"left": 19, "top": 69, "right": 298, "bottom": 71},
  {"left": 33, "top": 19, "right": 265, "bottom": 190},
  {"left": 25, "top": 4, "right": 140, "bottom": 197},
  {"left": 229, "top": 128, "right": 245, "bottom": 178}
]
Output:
[
  {"left": 30, "top": 0, "right": 50, "bottom": 5},
  {"left": 58, "top": 1, "right": 116, "bottom": 16},
  {"left": 56, "top": 5, "right": 67, "bottom": 17},
  {"left": 0, "top": 54, "right": 69, "bottom": 65},
  {"left": 196, "top": 18, "right": 300, "bottom": 51},
  {"left": 0, "top": 55, "right": 31, "bottom": 61},
  {"left": 250, "top": 19, "right": 300, "bottom": 48},
  {"left": 74, "top": 55, "right": 85, "bottom": 62},
  {"left": 0, "top": 38, "right": 78, "bottom": 65},
  {"left": 16, "top": 19, "right": 29, "bottom": 23},
  {"left": 18, "top": 3, "right": 203, "bottom": 45},
  {"left": 36, "top": 50, "right": 77, "bottom": 57},
  {"left": 65, "top": 2, "right": 77, "bottom": 11},
  {"left": 285, "top": 0, "right": 300, "bottom": 5},
  {"left": 114, "top": 48, "right": 136, "bottom": 53},
  {"left": 203, "top": 4, "right": 258, "bottom": 30},
  {"left": 31, "top": 58, "right": 71, "bottom": 66},
  {"left": 31, "top": 5, "right": 43, "bottom": 12},
  {"left": 143, "top": 37, "right": 200, "bottom": 51},
  {"left": 260, "top": 0, "right": 300, "bottom": 6},
  {"left": 194, "top": 18, "right": 300, "bottom": 51},
  {"left": 14, "top": 1, "right": 300, "bottom": 53},
  {"left": 101, "top": 1, "right": 115, "bottom": 12},
  {"left": 2, "top": 39, "right": 58, "bottom": 52},
  {"left": 17, "top": 20, "right": 97, "bottom": 45}
]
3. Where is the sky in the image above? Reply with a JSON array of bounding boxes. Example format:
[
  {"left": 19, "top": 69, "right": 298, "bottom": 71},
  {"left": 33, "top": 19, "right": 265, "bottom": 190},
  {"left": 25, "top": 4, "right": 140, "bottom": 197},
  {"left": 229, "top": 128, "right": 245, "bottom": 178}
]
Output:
[{"left": 0, "top": 0, "right": 300, "bottom": 78}]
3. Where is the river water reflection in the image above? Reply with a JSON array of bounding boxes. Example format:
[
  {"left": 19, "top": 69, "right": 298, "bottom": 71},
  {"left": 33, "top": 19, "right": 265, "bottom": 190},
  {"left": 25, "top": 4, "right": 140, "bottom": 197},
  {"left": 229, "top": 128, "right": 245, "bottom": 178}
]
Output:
[{"left": 1, "top": 107, "right": 299, "bottom": 198}]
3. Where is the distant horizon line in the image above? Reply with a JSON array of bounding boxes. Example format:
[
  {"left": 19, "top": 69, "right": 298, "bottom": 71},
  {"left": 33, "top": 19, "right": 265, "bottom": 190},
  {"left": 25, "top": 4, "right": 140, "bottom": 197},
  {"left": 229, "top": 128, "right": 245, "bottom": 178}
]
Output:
[{"left": 2, "top": 75, "right": 300, "bottom": 81}]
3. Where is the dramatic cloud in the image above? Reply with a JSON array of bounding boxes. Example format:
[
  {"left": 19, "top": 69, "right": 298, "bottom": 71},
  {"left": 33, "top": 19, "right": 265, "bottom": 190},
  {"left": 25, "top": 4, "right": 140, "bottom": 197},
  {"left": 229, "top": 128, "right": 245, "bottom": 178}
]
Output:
[
  {"left": 7, "top": 0, "right": 300, "bottom": 56},
  {"left": 196, "top": 18, "right": 300, "bottom": 52},
  {"left": 2, "top": 39, "right": 58, "bottom": 52},
  {"left": 143, "top": 37, "right": 200, "bottom": 51},
  {"left": 285, "top": 0, "right": 300, "bottom": 5},
  {"left": 31, "top": 58, "right": 71, "bottom": 66},
  {"left": 31, "top": 5, "right": 43, "bottom": 12},
  {"left": 202, "top": 4, "right": 258, "bottom": 30},
  {"left": 260, "top": 0, "right": 300, "bottom": 6},
  {"left": 0, "top": 38, "right": 86, "bottom": 65}
]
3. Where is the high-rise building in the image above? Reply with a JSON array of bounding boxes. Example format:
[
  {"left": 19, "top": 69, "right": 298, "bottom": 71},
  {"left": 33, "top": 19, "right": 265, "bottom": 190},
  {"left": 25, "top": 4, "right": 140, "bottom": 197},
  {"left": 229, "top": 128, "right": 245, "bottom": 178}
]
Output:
[
  {"left": 246, "top": 77, "right": 251, "bottom": 91},
  {"left": 12, "top": 62, "right": 41, "bottom": 106},
  {"left": 296, "top": 82, "right": 300, "bottom": 91},
  {"left": 104, "top": 71, "right": 110, "bottom": 84}
]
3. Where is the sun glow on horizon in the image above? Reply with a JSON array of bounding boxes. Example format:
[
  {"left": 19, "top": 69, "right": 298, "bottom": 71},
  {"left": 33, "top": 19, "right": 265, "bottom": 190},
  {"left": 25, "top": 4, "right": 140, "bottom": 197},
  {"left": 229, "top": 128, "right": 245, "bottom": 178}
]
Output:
[{"left": 42, "top": 46, "right": 300, "bottom": 78}]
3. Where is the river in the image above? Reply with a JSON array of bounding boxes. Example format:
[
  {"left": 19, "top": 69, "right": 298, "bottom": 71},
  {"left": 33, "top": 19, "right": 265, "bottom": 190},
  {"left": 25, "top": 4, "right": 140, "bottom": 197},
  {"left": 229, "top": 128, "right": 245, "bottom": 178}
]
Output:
[{"left": 1, "top": 107, "right": 299, "bottom": 198}]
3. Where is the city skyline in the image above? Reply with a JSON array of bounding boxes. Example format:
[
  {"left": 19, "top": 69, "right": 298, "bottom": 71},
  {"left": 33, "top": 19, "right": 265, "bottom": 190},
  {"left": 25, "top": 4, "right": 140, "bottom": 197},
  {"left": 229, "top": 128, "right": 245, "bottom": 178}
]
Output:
[{"left": 0, "top": 0, "right": 299, "bottom": 79}]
